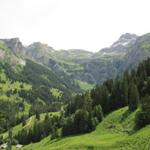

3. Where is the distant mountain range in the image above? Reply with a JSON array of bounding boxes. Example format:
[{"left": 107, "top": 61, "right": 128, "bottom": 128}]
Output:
[{"left": 1, "top": 32, "right": 150, "bottom": 89}]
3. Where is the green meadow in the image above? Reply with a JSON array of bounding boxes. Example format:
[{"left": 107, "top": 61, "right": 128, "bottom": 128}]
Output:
[{"left": 12, "top": 107, "right": 150, "bottom": 150}]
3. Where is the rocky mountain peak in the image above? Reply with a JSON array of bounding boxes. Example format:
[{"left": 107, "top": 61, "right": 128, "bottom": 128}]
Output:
[
  {"left": 27, "top": 42, "right": 55, "bottom": 53},
  {"left": 119, "top": 33, "right": 138, "bottom": 40},
  {"left": 100, "top": 33, "right": 138, "bottom": 54},
  {"left": 111, "top": 33, "right": 138, "bottom": 48},
  {"left": 1, "top": 38, "right": 25, "bottom": 54}
]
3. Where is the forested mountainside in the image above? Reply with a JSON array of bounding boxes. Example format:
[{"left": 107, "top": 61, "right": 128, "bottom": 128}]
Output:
[
  {"left": 0, "top": 39, "right": 79, "bottom": 141},
  {"left": 1, "top": 33, "right": 150, "bottom": 150},
  {"left": 2, "top": 53, "right": 150, "bottom": 150},
  {"left": 22, "top": 58, "right": 150, "bottom": 150}
]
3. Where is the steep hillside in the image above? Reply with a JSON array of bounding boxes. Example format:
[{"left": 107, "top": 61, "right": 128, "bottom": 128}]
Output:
[
  {"left": 121, "top": 33, "right": 150, "bottom": 70},
  {"left": 1, "top": 34, "right": 150, "bottom": 149},
  {"left": 0, "top": 39, "right": 80, "bottom": 101},
  {"left": 19, "top": 107, "right": 150, "bottom": 150},
  {"left": 25, "top": 43, "right": 94, "bottom": 87},
  {"left": 16, "top": 57, "right": 150, "bottom": 150},
  {"left": 0, "top": 39, "right": 80, "bottom": 138},
  {"left": 0, "top": 39, "right": 25, "bottom": 66},
  {"left": 0, "top": 67, "right": 32, "bottom": 134}
]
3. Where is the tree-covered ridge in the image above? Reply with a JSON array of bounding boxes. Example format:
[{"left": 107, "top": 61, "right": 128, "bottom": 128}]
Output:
[
  {"left": 12, "top": 57, "right": 150, "bottom": 147},
  {"left": 1, "top": 59, "right": 79, "bottom": 104},
  {"left": 0, "top": 38, "right": 81, "bottom": 103},
  {"left": 0, "top": 69, "right": 32, "bottom": 134},
  {"left": 0, "top": 58, "right": 79, "bottom": 146},
  {"left": 61, "top": 57, "right": 150, "bottom": 136}
]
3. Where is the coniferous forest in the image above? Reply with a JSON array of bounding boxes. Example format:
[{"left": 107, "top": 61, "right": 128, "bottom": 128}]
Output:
[
  {"left": 1, "top": 57, "right": 150, "bottom": 148},
  {"left": 1, "top": 31, "right": 150, "bottom": 150}
]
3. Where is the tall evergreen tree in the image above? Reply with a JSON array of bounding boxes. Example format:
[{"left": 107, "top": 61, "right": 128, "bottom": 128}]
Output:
[
  {"left": 136, "top": 95, "right": 150, "bottom": 128},
  {"left": 93, "top": 104, "right": 103, "bottom": 122},
  {"left": 128, "top": 83, "right": 139, "bottom": 111},
  {"left": 35, "top": 111, "right": 40, "bottom": 120}
]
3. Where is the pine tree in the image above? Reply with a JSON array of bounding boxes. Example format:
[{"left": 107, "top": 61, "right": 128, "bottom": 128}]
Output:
[
  {"left": 74, "top": 109, "right": 89, "bottom": 134},
  {"left": 44, "top": 113, "right": 49, "bottom": 121},
  {"left": 7, "top": 128, "right": 12, "bottom": 150},
  {"left": 93, "top": 104, "right": 103, "bottom": 122},
  {"left": 136, "top": 95, "right": 150, "bottom": 128},
  {"left": 35, "top": 111, "right": 40, "bottom": 120},
  {"left": 121, "top": 80, "right": 128, "bottom": 106},
  {"left": 22, "top": 116, "right": 26, "bottom": 127},
  {"left": 128, "top": 83, "right": 139, "bottom": 111},
  {"left": 32, "top": 121, "right": 41, "bottom": 142}
]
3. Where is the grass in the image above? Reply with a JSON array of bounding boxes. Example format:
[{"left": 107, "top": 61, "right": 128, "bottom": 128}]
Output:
[
  {"left": 58, "top": 60, "right": 84, "bottom": 72},
  {"left": 75, "top": 80, "right": 94, "bottom": 91},
  {"left": 12, "top": 106, "right": 150, "bottom": 150},
  {"left": 141, "top": 42, "right": 150, "bottom": 52},
  {"left": 0, "top": 70, "right": 32, "bottom": 100},
  {"left": 0, "top": 40, "right": 10, "bottom": 52},
  {"left": 50, "top": 88, "right": 63, "bottom": 99}
]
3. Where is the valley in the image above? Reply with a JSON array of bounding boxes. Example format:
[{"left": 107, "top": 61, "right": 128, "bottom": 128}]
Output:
[{"left": 1, "top": 33, "right": 150, "bottom": 150}]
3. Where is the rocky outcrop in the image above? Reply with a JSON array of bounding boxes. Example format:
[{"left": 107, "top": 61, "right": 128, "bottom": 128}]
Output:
[{"left": 1, "top": 38, "right": 25, "bottom": 55}]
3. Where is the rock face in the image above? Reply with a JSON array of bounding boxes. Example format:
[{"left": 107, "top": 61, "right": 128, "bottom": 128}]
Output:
[
  {"left": 112, "top": 33, "right": 137, "bottom": 47},
  {"left": 1, "top": 33, "right": 150, "bottom": 86},
  {"left": 0, "top": 38, "right": 25, "bottom": 65},
  {"left": 100, "top": 33, "right": 138, "bottom": 54},
  {"left": 121, "top": 33, "right": 150, "bottom": 70},
  {"left": 1, "top": 38, "right": 25, "bottom": 55},
  {"left": 26, "top": 42, "right": 55, "bottom": 59}
]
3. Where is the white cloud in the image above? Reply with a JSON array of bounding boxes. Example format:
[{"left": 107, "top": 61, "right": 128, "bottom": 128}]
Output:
[{"left": 0, "top": 0, "right": 150, "bottom": 51}]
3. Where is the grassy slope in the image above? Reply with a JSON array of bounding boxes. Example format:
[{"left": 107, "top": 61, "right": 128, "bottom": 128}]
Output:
[
  {"left": 15, "top": 107, "right": 150, "bottom": 150},
  {"left": 74, "top": 80, "right": 94, "bottom": 91},
  {"left": 3, "top": 112, "right": 60, "bottom": 140},
  {"left": 50, "top": 88, "right": 63, "bottom": 99}
]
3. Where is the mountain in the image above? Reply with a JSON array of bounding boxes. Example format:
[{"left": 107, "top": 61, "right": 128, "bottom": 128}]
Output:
[
  {"left": 0, "top": 39, "right": 80, "bottom": 104},
  {"left": 18, "top": 33, "right": 140, "bottom": 85},
  {"left": 1, "top": 32, "right": 150, "bottom": 91},
  {"left": 2, "top": 32, "right": 150, "bottom": 88},
  {"left": 1, "top": 33, "right": 150, "bottom": 149},
  {"left": 1, "top": 38, "right": 25, "bottom": 55},
  {"left": 121, "top": 33, "right": 150, "bottom": 70},
  {"left": 0, "top": 39, "right": 82, "bottom": 137},
  {"left": 0, "top": 38, "right": 25, "bottom": 66},
  {"left": 0, "top": 39, "right": 83, "bottom": 138},
  {"left": 100, "top": 33, "right": 138, "bottom": 54},
  {"left": 16, "top": 56, "right": 150, "bottom": 149},
  {"left": 3, "top": 33, "right": 150, "bottom": 88}
]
